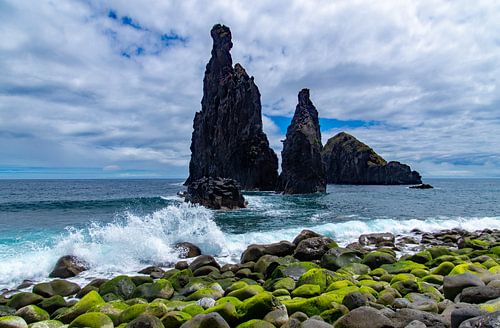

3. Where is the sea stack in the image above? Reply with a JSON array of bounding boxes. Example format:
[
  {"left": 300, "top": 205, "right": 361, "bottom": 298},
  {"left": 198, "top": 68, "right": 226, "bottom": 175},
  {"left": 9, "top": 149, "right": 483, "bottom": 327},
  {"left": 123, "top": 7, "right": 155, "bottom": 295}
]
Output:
[
  {"left": 322, "top": 132, "right": 422, "bottom": 185},
  {"left": 278, "top": 89, "right": 326, "bottom": 194},
  {"left": 185, "top": 24, "right": 278, "bottom": 190}
]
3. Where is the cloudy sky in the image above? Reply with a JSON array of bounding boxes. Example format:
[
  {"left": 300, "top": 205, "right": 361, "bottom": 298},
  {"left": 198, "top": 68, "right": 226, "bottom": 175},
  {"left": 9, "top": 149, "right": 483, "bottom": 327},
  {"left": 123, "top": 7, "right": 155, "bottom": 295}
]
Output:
[{"left": 1, "top": 0, "right": 499, "bottom": 179}]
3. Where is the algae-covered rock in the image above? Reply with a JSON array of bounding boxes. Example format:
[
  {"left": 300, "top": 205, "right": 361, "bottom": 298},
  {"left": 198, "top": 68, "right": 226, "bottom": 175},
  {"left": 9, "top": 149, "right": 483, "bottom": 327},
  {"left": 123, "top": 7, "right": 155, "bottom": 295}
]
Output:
[
  {"left": 33, "top": 280, "right": 80, "bottom": 298},
  {"left": 267, "top": 277, "right": 296, "bottom": 292},
  {"left": 227, "top": 285, "right": 264, "bottom": 301},
  {"left": 28, "top": 320, "right": 64, "bottom": 328},
  {"left": 270, "top": 262, "right": 320, "bottom": 281},
  {"left": 319, "top": 303, "right": 349, "bottom": 324},
  {"left": 430, "top": 261, "right": 455, "bottom": 276},
  {"left": 361, "top": 252, "right": 396, "bottom": 269},
  {"left": 238, "top": 292, "right": 281, "bottom": 322},
  {"left": 15, "top": 305, "right": 49, "bottom": 324},
  {"left": 293, "top": 237, "right": 336, "bottom": 261},
  {"left": 297, "top": 268, "right": 347, "bottom": 292},
  {"left": 320, "top": 248, "right": 361, "bottom": 271},
  {"left": 443, "top": 272, "right": 485, "bottom": 300},
  {"left": 178, "top": 312, "right": 230, "bottom": 328},
  {"left": 68, "top": 312, "right": 113, "bottom": 328},
  {"left": 263, "top": 308, "right": 288, "bottom": 327},
  {"left": 92, "top": 301, "right": 129, "bottom": 325},
  {"left": 132, "top": 279, "right": 174, "bottom": 302},
  {"left": 99, "top": 275, "right": 135, "bottom": 300},
  {"left": 448, "top": 263, "right": 489, "bottom": 276},
  {"left": 203, "top": 302, "right": 238, "bottom": 325},
  {"left": 38, "top": 295, "right": 67, "bottom": 314},
  {"left": 235, "top": 319, "right": 276, "bottom": 328},
  {"left": 182, "top": 304, "right": 204, "bottom": 317},
  {"left": 0, "top": 316, "right": 28, "bottom": 328},
  {"left": 291, "top": 284, "right": 321, "bottom": 298},
  {"left": 119, "top": 302, "right": 168, "bottom": 323},
  {"left": 126, "top": 314, "right": 165, "bottom": 328},
  {"left": 333, "top": 306, "right": 394, "bottom": 328},
  {"left": 7, "top": 293, "right": 43, "bottom": 310},
  {"left": 380, "top": 260, "right": 426, "bottom": 274},
  {"left": 161, "top": 311, "right": 191, "bottom": 328},
  {"left": 54, "top": 290, "right": 105, "bottom": 323}
]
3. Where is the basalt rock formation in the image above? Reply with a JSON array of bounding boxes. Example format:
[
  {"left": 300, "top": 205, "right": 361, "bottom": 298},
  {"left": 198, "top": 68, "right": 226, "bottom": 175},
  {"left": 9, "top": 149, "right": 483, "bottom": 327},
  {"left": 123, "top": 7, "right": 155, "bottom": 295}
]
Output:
[
  {"left": 322, "top": 132, "right": 422, "bottom": 185},
  {"left": 185, "top": 24, "right": 278, "bottom": 190},
  {"left": 185, "top": 177, "right": 246, "bottom": 210},
  {"left": 278, "top": 89, "right": 326, "bottom": 194}
]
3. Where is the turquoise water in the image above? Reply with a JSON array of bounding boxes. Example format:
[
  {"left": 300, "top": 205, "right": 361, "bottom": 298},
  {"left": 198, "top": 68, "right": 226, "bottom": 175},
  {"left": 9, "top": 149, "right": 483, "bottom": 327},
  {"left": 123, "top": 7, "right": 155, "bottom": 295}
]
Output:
[{"left": 0, "top": 178, "right": 499, "bottom": 289}]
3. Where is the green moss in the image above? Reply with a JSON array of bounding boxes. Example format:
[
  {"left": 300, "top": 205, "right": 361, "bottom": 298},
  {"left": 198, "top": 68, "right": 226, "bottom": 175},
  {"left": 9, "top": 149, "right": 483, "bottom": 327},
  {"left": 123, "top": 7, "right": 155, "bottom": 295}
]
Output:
[
  {"left": 269, "top": 277, "right": 296, "bottom": 292},
  {"left": 54, "top": 291, "right": 105, "bottom": 324},
  {"left": 236, "top": 319, "right": 276, "bottom": 328},
  {"left": 489, "top": 266, "right": 500, "bottom": 274},
  {"left": 271, "top": 289, "right": 290, "bottom": 297},
  {"left": 204, "top": 302, "right": 238, "bottom": 325},
  {"left": 15, "top": 305, "right": 49, "bottom": 323},
  {"left": 358, "top": 286, "right": 378, "bottom": 297},
  {"left": 448, "top": 263, "right": 489, "bottom": 276},
  {"left": 390, "top": 273, "right": 417, "bottom": 285},
  {"left": 430, "top": 261, "right": 455, "bottom": 276},
  {"left": 341, "top": 263, "right": 370, "bottom": 275},
  {"left": 297, "top": 268, "right": 350, "bottom": 292},
  {"left": 380, "top": 261, "right": 426, "bottom": 274},
  {"left": 490, "top": 246, "right": 500, "bottom": 256},
  {"left": 0, "top": 316, "right": 28, "bottom": 328},
  {"left": 185, "top": 283, "right": 224, "bottom": 301},
  {"left": 428, "top": 246, "right": 453, "bottom": 259},
  {"left": 421, "top": 274, "right": 444, "bottom": 285},
  {"left": 216, "top": 296, "right": 244, "bottom": 308},
  {"left": 481, "top": 260, "right": 498, "bottom": 269},
  {"left": 361, "top": 251, "right": 396, "bottom": 269},
  {"left": 319, "top": 303, "right": 349, "bottom": 324},
  {"left": 91, "top": 301, "right": 129, "bottom": 325},
  {"left": 270, "top": 262, "right": 319, "bottom": 280},
  {"left": 28, "top": 320, "right": 64, "bottom": 328},
  {"left": 38, "top": 296, "right": 66, "bottom": 314},
  {"left": 118, "top": 302, "right": 168, "bottom": 323},
  {"left": 410, "top": 269, "right": 429, "bottom": 278},
  {"left": 68, "top": 312, "right": 113, "bottom": 328},
  {"left": 99, "top": 276, "right": 135, "bottom": 300},
  {"left": 7, "top": 293, "right": 43, "bottom": 310},
  {"left": 464, "top": 238, "right": 490, "bottom": 250},
  {"left": 181, "top": 304, "right": 204, "bottom": 317},
  {"left": 131, "top": 279, "right": 174, "bottom": 302},
  {"left": 479, "top": 298, "right": 500, "bottom": 313},
  {"left": 390, "top": 280, "right": 419, "bottom": 296},
  {"left": 226, "top": 281, "right": 248, "bottom": 294},
  {"left": 237, "top": 292, "right": 281, "bottom": 322},
  {"left": 355, "top": 280, "right": 389, "bottom": 292},
  {"left": 409, "top": 251, "right": 432, "bottom": 264},
  {"left": 227, "top": 285, "right": 264, "bottom": 301},
  {"left": 291, "top": 284, "right": 321, "bottom": 298},
  {"left": 161, "top": 311, "right": 191, "bottom": 328},
  {"left": 369, "top": 268, "right": 388, "bottom": 277},
  {"left": 418, "top": 282, "right": 443, "bottom": 301}
]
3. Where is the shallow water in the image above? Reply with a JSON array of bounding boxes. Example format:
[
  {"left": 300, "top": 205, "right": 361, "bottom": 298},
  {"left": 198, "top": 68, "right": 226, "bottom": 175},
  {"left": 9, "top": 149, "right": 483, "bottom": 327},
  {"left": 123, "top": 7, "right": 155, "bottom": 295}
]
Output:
[{"left": 0, "top": 178, "right": 499, "bottom": 289}]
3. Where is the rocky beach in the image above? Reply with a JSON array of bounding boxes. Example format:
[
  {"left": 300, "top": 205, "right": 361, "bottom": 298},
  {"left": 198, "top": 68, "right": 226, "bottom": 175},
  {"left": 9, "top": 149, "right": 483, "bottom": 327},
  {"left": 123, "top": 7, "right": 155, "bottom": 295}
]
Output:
[{"left": 1, "top": 227, "right": 499, "bottom": 328}]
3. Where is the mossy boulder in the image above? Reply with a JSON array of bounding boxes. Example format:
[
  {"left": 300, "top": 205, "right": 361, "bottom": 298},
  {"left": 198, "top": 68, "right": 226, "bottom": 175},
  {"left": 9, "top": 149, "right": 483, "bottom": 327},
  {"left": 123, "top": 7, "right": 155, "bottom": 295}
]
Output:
[
  {"left": 390, "top": 273, "right": 417, "bottom": 285},
  {"left": 186, "top": 283, "right": 224, "bottom": 301},
  {"left": 361, "top": 251, "right": 396, "bottom": 269},
  {"left": 92, "top": 301, "right": 129, "bottom": 325},
  {"left": 479, "top": 298, "right": 500, "bottom": 312},
  {"left": 28, "top": 320, "right": 64, "bottom": 328},
  {"left": 99, "top": 275, "right": 135, "bottom": 300},
  {"left": 161, "top": 310, "right": 191, "bottom": 328},
  {"left": 270, "top": 262, "right": 319, "bottom": 280},
  {"left": 54, "top": 291, "right": 105, "bottom": 323},
  {"left": 355, "top": 280, "right": 389, "bottom": 292},
  {"left": 319, "top": 303, "right": 349, "bottom": 324},
  {"left": 7, "top": 293, "right": 43, "bottom": 310},
  {"left": 422, "top": 274, "right": 444, "bottom": 285},
  {"left": 119, "top": 302, "right": 168, "bottom": 323},
  {"left": 448, "top": 263, "right": 489, "bottom": 276},
  {"left": 463, "top": 238, "right": 490, "bottom": 250},
  {"left": 320, "top": 248, "right": 361, "bottom": 271},
  {"left": 68, "top": 312, "right": 113, "bottom": 328},
  {"left": 167, "top": 269, "right": 192, "bottom": 292},
  {"left": 227, "top": 285, "right": 264, "bottom": 301},
  {"left": 125, "top": 314, "right": 165, "bottom": 328},
  {"left": 297, "top": 268, "right": 348, "bottom": 292},
  {"left": 15, "top": 305, "right": 49, "bottom": 323},
  {"left": 38, "top": 296, "right": 67, "bottom": 314},
  {"left": 391, "top": 280, "right": 420, "bottom": 296},
  {"left": 0, "top": 316, "right": 28, "bottom": 328},
  {"left": 266, "top": 278, "right": 296, "bottom": 292},
  {"left": 180, "top": 277, "right": 215, "bottom": 296},
  {"left": 409, "top": 251, "right": 432, "bottom": 264},
  {"left": 237, "top": 292, "right": 281, "bottom": 322},
  {"left": 291, "top": 284, "right": 321, "bottom": 298},
  {"left": 380, "top": 260, "right": 426, "bottom": 274},
  {"left": 33, "top": 280, "right": 80, "bottom": 298},
  {"left": 430, "top": 261, "right": 455, "bottom": 276},
  {"left": 235, "top": 319, "right": 275, "bottom": 328},
  {"left": 132, "top": 279, "right": 174, "bottom": 302},
  {"left": 203, "top": 302, "right": 238, "bottom": 325},
  {"left": 182, "top": 304, "right": 204, "bottom": 317},
  {"left": 428, "top": 246, "right": 453, "bottom": 259}
]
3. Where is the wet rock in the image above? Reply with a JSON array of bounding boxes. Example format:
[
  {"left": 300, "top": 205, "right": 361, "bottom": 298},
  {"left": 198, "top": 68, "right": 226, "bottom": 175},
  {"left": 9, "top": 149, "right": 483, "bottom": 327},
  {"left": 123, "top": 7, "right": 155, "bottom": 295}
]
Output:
[
  {"left": 322, "top": 132, "right": 422, "bottom": 185},
  {"left": 277, "top": 89, "right": 326, "bottom": 194},
  {"left": 294, "top": 237, "right": 336, "bottom": 261},
  {"left": 387, "top": 308, "right": 448, "bottom": 328},
  {"left": 334, "top": 306, "right": 394, "bottom": 328},
  {"left": 32, "top": 280, "right": 80, "bottom": 298},
  {"left": 14, "top": 305, "right": 49, "bottom": 324},
  {"left": 320, "top": 248, "right": 362, "bottom": 271},
  {"left": 179, "top": 312, "right": 230, "bottom": 328},
  {"left": 0, "top": 316, "right": 28, "bottom": 328},
  {"left": 175, "top": 242, "right": 202, "bottom": 258},
  {"left": 359, "top": 233, "right": 395, "bottom": 247},
  {"left": 409, "top": 184, "right": 434, "bottom": 189},
  {"left": 189, "top": 255, "right": 221, "bottom": 272},
  {"left": 458, "top": 286, "right": 500, "bottom": 304},
  {"left": 185, "top": 177, "right": 246, "bottom": 210},
  {"left": 7, "top": 293, "right": 43, "bottom": 310},
  {"left": 450, "top": 307, "right": 487, "bottom": 328},
  {"left": 443, "top": 273, "right": 485, "bottom": 300},
  {"left": 458, "top": 311, "right": 500, "bottom": 328},
  {"left": 49, "top": 256, "right": 87, "bottom": 278},
  {"left": 241, "top": 241, "right": 295, "bottom": 263},
  {"left": 292, "top": 230, "right": 322, "bottom": 245},
  {"left": 186, "top": 24, "right": 278, "bottom": 191},
  {"left": 342, "top": 292, "right": 368, "bottom": 310}
]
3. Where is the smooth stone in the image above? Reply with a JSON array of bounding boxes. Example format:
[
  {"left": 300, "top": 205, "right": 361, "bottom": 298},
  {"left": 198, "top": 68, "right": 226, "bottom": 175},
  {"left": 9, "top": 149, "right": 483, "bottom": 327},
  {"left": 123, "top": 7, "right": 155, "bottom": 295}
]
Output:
[
  {"left": 458, "top": 286, "right": 500, "bottom": 304},
  {"left": 189, "top": 255, "right": 221, "bottom": 271},
  {"left": 126, "top": 314, "right": 165, "bottom": 328},
  {"left": 458, "top": 311, "right": 500, "bottom": 328},
  {"left": 179, "top": 312, "right": 230, "bottom": 328},
  {"left": 404, "top": 321, "right": 426, "bottom": 328},
  {"left": 451, "top": 307, "right": 487, "bottom": 328},
  {"left": 443, "top": 273, "right": 485, "bottom": 300},
  {"left": 49, "top": 256, "right": 87, "bottom": 278},
  {"left": 334, "top": 306, "right": 394, "bottom": 328}
]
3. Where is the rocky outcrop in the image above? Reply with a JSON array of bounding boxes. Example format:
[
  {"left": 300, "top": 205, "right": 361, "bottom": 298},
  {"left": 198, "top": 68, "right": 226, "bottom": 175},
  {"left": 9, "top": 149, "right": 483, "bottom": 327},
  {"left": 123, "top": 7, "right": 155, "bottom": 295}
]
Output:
[
  {"left": 185, "top": 177, "right": 246, "bottom": 210},
  {"left": 278, "top": 89, "right": 326, "bottom": 194},
  {"left": 49, "top": 255, "right": 87, "bottom": 278},
  {"left": 185, "top": 24, "right": 278, "bottom": 190},
  {"left": 322, "top": 132, "right": 422, "bottom": 185}
]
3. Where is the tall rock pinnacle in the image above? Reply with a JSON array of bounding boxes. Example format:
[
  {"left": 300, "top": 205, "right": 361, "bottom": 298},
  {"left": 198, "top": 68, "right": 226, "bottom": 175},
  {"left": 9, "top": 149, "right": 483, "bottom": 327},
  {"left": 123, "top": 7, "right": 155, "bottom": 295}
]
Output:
[
  {"left": 185, "top": 24, "right": 278, "bottom": 190},
  {"left": 278, "top": 89, "right": 326, "bottom": 194}
]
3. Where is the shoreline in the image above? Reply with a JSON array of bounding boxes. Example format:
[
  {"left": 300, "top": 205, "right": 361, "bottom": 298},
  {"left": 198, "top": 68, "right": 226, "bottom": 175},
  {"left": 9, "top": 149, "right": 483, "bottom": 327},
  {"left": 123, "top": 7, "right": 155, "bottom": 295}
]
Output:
[{"left": 1, "top": 227, "right": 499, "bottom": 327}]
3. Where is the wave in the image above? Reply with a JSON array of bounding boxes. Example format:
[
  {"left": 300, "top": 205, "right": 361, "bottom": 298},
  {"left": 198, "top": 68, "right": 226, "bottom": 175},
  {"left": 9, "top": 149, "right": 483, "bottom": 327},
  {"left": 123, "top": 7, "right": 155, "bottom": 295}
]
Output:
[
  {"left": 0, "top": 200, "right": 498, "bottom": 289},
  {"left": 0, "top": 197, "right": 172, "bottom": 212}
]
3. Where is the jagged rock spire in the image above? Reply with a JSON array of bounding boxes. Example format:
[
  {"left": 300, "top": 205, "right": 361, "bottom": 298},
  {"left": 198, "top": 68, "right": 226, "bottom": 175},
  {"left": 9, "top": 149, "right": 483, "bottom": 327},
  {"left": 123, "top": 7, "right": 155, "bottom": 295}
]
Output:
[
  {"left": 278, "top": 89, "right": 326, "bottom": 194},
  {"left": 185, "top": 24, "right": 278, "bottom": 190}
]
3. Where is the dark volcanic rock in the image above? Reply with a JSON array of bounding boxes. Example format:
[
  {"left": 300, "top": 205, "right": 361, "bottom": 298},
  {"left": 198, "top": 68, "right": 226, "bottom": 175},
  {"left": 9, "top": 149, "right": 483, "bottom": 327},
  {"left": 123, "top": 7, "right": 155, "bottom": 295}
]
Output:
[
  {"left": 278, "top": 89, "right": 326, "bottom": 194},
  {"left": 49, "top": 255, "right": 87, "bottom": 278},
  {"left": 175, "top": 242, "right": 202, "bottom": 258},
  {"left": 185, "top": 177, "right": 246, "bottom": 210},
  {"left": 409, "top": 184, "right": 434, "bottom": 189},
  {"left": 185, "top": 24, "right": 278, "bottom": 190},
  {"left": 322, "top": 132, "right": 422, "bottom": 185}
]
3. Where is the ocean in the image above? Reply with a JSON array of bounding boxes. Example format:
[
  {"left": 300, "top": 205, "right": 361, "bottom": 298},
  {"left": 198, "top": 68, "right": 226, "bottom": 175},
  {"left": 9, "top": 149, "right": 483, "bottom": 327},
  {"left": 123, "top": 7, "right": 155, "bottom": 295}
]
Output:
[{"left": 0, "top": 178, "right": 499, "bottom": 290}]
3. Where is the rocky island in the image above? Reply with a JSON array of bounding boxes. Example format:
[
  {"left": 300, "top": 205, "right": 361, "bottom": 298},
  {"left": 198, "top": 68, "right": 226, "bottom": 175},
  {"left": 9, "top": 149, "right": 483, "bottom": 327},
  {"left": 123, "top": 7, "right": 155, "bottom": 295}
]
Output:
[
  {"left": 322, "top": 132, "right": 422, "bottom": 185},
  {"left": 278, "top": 89, "right": 326, "bottom": 194}
]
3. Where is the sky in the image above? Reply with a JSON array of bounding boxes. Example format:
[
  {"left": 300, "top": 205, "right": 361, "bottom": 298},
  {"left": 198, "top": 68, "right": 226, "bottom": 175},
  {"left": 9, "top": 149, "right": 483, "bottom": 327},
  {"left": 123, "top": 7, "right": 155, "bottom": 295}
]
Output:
[{"left": 0, "top": 0, "right": 499, "bottom": 179}]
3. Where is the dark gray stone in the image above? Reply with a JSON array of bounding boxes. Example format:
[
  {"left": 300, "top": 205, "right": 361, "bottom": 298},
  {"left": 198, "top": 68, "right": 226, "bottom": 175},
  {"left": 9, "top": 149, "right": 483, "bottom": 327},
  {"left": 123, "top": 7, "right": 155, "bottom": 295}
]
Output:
[
  {"left": 335, "top": 306, "right": 394, "bottom": 328},
  {"left": 185, "top": 177, "right": 246, "bottom": 210},
  {"left": 443, "top": 273, "right": 485, "bottom": 300},
  {"left": 49, "top": 255, "right": 87, "bottom": 278},
  {"left": 459, "top": 286, "right": 500, "bottom": 304},
  {"left": 179, "top": 312, "right": 230, "bottom": 328},
  {"left": 294, "top": 237, "right": 335, "bottom": 261},
  {"left": 451, "top": 307, "right": 487, "bottom": 328},
  {"left": 458, "top": 311, "right": 500, "bottom": 328}
]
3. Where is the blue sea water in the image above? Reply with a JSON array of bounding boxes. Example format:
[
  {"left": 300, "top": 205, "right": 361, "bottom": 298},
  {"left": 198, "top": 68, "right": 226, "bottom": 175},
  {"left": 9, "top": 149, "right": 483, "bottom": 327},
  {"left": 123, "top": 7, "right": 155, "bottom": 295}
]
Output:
[{"left": 0, "top": 178, "right": 499, "bottom": 289}]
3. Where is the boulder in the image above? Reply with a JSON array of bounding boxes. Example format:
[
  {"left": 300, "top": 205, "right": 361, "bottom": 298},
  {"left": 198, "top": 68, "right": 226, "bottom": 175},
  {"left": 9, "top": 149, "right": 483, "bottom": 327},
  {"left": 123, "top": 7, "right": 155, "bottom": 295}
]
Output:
[
  {"left": 175, "top": 242, "right": 202, "bottom": 258},
  {"left": 277, "top": 89, "right": 326, "bottom": 194},
  {"left": 409, "top": 184, "right": 433, "bottom": 189},
  {"left": 320, "top": 248, "right": 361, "bottom": 271},
  {"left": 292, "top": 230, "right": 322, "bottom": 245},
  {"left": 189, "top": 255, "right": 221, "bottom": 271},
  {"left": 359, "top": 233, "right": 395, "bottom": 247},
  {"left": 333, "top": 306, "right": 394, "bottom": 328},
  {"left": 450, "top": 307, "right": 487, "bottom": 328},
  {"left": 443, "top": 273, "right": 485, "bottom": 300},
  {"left": 386, "top": 308, "right": 448, "bottom": 328},
  {"left": 99, "top": 275, "right": 136, "bottom": 300},
  {"left": 294, "top": 237, "right": 336, "bottom": 261},
  {"left": 7, "top": 293, "right": 43, "bottom": 310},
  {"left": 14, "top": 305, "right": 49, "bottom": 324},
  {"left": 322, "top": 132, "right": 421, "bottom": 185},
  {"left": 126, "top": 314, "right": 165, "bottom": 328},
  {"left": 33, "top": 280, "right": 80, "bottom": 298},
  {"left": 342, "top": 292, "right": 368, "bottom": 310},
  {"left": 68, "top": 312, "right": 113, "bottom": 328},
  {"left": 241, "top": 241, "right": 295, "bottom": 263},
  {"left": 179, "top": 312, "right": 230, "bottom": 328},
  {"left": 0, "top": 316, "right": 28, "bottom": 328},
  {"left": 131, "top": 279, "right": 174, "bottom": 302},
  {"left": 185, "top": 177, "right": 246, "bottom": 210},
  {"left": 185, "top": 24, "right": 278, "bottom": 191},
  {"left": 458, "top": 311, "right": 500, "bottom": 328},
  {"left": 49, "top": 256, "right": 87, "bottom": 278},
  {"left": 458, "top": 286, "right": 500, "bottom": 304}
]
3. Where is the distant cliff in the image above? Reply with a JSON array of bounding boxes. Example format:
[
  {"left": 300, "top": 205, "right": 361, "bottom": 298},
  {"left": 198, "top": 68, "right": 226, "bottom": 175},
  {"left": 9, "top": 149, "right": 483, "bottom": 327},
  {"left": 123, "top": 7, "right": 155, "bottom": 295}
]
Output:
[
  {"left": 278, "top": 89, "right": 326, "bottom": 194},
  {"left": 322, "top": 132, "right": 422, "bottom": 185},
  {"left": 185, "top": 24, "right": 278, "bottom": 190}
]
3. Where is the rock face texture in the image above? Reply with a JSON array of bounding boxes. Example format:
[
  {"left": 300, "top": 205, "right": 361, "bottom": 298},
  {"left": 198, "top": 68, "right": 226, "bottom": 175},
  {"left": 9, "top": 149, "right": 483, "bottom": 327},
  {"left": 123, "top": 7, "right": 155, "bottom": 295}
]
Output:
[
  {"left": 278, "top": 89, "right": 326, "bottom": 194},
  {"left": 322, "top": 132, "right": 422, "bottom": 185},
  {"left": 185, "top": 177, "right": 246, "bottom": 210},
  {"left": 185, "top": 24, "right": 278, "bottom": 190}
]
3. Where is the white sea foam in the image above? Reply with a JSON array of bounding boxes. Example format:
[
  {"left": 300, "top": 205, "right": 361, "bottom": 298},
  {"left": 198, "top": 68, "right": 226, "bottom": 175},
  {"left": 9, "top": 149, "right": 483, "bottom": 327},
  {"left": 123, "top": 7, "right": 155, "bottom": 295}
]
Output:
[{"left": 0, "top": 202, "right": 499, "bottom": 289}]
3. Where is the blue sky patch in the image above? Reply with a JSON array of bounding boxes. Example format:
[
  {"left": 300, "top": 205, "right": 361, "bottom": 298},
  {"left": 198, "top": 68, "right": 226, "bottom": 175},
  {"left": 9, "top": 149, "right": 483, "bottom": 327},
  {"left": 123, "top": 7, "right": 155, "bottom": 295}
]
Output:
[{"left": 269, "top": 115, "right": 379, "bottom": 134}]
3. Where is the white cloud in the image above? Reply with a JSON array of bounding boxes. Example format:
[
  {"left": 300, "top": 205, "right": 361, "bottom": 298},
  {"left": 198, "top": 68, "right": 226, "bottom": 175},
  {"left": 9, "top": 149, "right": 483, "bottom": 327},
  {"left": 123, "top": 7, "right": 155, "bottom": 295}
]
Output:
[{"left": 0, "top": 0, "right": 499, "bottom": 177}]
